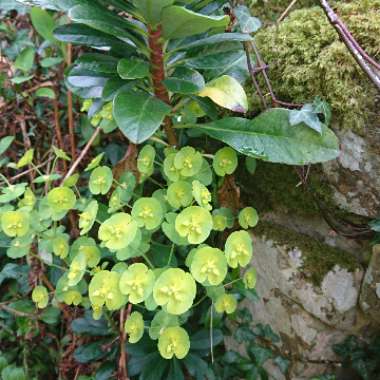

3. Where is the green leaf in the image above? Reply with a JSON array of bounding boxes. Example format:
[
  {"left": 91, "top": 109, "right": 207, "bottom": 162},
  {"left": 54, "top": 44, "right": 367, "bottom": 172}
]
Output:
[
  {"left": 14, "top": 47, "right": 35, "bottom": 72},
  {"left": 190, "top": 329, "right": 223, "bottom": 350},
  {"left": 74, "top": 341, "right": 110, "bottom": 363},
  {"left": 71, "top": 313, "right": 111, "bottom": 336},
  {"left": 234, "top": 5, "right": 261, "bottom": 34},
  {"left": 190, "top": 108, "right": 340, "bottom": 165},
  {"left": 199, "top": 75, "right": 248, "bottom": 113},
  {"left": 163, "top": 67, "right": 205, "bottom": 94},
  {"left": 0, "top": 136, "right": 14, "bottom": 156},
  {"left": 68, "top": 4, "right": 144, "bottom": 47},
  {"left": 117, "top": 58, "right": 150, "bottom": 79},
  {"left": 133, "top": 0, "right": 174, "bottom": 25},
  {"left": 40, "top": 306, "right": 60, "bottom": 324},
  {"left": 289, "top": 104, "right": 323, "bottom": 134},
  {"left": 76, "top": 53, "right": 118, "bottom": 74},
  {"left": 35, "top": 87, "right": 56, "bottom": 99},
  {"left": 167, "top": 358, "right": 184, "bottom": 380},
  {"left": 162, "top": 6, "right": 229, "bottom": 39},
  {"left": 174, "top": 33, "right": 252, "bottom": 51},
  {"left": 113, "top": 89, "right": 171, "bottom": 144},
  {"left": 54, "top": 23, "right": 132, "bottom": 52},
  {"left": 11, "top": 75, "right": 34, "bottom": 84},
  {"left": 30, "top": 7, "right": 57, "bottom": 42},
  {"left": 40, "top": 57, "right": 63, "bottom": 67}
]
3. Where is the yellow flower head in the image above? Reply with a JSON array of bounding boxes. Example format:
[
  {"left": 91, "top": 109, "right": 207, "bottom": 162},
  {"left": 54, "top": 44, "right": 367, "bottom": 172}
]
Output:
[
  {"left": 175, "top": 206, "right": 213, "bottom": 244},
  {"left": 214, "top": 293, "right": 237, "bottom": 314},
  {"left": 1, "top": 210, "right": 29, "bottom": 237},
  {"left": 174, "top": 147, "right": 203, "bottom": 177},
  {"left": 238, "top": 207, "right": 259, "bottom": 229},
  {"left": 166, "top": 181, "right": 193, "bottom": 209},
  {"left": 125, "top": 311, "right": 144, "bottom": 344},
  {"left": 131, "top": 197, "right": 163, "bottom": 230},
  {"left": 243, "top": 267, "right": 257, "bottom": 289},
  {"left": 158, "top": 326, "right": 190, "bottom": 360},
  {"left": 119, "top": 263, "right": 155, "bottom": 304},
  {"left": 225, "top": 230, "right": 253, "bottom": 268},
  {"left": 190, "top": 246, "right": 227, "bottom": 286},
  {"left": 89, "top": 166, "right": 113, "bottom": 195},
  {"left": 89, "top": 270, "right": 127, "bottom": 310},
  {"left": 47, "top": 187, "right": 76, "bottom": 213},
  {"left": 137, "top": 145, "right": 155, "bottom": 176},
  {"left": 79, "top": 200, "right": 98, "bottom": 235},
  {"left": 98, "top": 213, "right": 138, "bottom": 251},
  {"left": 153, "top": 268, "right": 196, "bottom": 315},
  {"left": 32, "top": 285, "right": 49, "bottom": 309},
  {"left": 192, "top": 180, "right": 212, "bottom": 210},
  {"left": 213, "top": 147, "right": 238, "bottom": 177}
]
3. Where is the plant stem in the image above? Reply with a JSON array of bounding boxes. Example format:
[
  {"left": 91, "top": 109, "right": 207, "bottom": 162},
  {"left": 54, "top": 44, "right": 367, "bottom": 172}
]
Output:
[{"left": 148, "top": 26, "right": 178, "bottom": 147}]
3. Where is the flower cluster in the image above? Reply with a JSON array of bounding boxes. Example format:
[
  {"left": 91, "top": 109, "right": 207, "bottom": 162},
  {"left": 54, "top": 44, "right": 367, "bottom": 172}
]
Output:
[{"left": 0, "top": 143, "right": 258, "bottom": 361}]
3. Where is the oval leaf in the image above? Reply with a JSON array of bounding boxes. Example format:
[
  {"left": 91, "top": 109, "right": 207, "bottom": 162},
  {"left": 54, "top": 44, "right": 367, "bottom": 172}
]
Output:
[
  {"left": 113, "top": 90, "right": 171, "bottom": 144},
  {"left": 199, "top": 75, "right": 248, "bottom": 113},
  {"left": 117, "top": 58, "right": 150, "bottom": 79},
  {"left": 163, "top": 67, "right": 205, "bottom": 94},
  {"left": 191, "top": 108, "right": 340, "bottom": 165}
]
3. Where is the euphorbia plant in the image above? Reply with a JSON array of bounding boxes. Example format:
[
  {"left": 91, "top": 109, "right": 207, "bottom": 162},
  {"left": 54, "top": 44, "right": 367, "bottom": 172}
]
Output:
[{"left": 4, "top": 0, "right": 340, "bottom": 378}]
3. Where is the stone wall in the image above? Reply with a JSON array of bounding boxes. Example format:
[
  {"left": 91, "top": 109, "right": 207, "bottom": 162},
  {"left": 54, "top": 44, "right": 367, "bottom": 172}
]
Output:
[{"left": 236, "top": 1, "right": 380, "bottom": 378}]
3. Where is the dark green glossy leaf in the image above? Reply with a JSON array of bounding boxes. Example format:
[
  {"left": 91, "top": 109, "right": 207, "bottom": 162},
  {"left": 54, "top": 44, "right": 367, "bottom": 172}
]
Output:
[
  {"left": 113, "top": 89, "right": 171, "bottom": 143},
  {"left": 133, "top": 0, "right": 174, "bottom": 25},
  {"left": 167, "top": 358, "right": 184, "bottom": 380},
  {"left": 174, "top": 33, "right": 252, "bottom": 51},
  {"left": 117, "top": 58, "right": 149, "bottom": 79},
  {"left": 189, "top": 108, "right": 340, "bottom": 165},
  {"left": 234, "top": 5, "right": 261, "bottom": 34},
  {"left": 74, "top": 341, "right": 110, "bottom": 363},
  {"left": 71, "top": 313, "right": 111, "bottom": 336},
  {"left": 163, "top": 67, "right": 205, "bottom": 94},
  {"left": 190, "top": 329, "right": 223, "bottom": 350},
  {"left": 162, "top": 6, "right": 229, "bottom": 39},
  {"left": 54, "top": 23, "right": 132, "bottom": 52},
  {"left": 76, "top": 53, "right": 118, "bottom": 74},
  {"left": 40, "top": 307, "right": 60, "bottom": 325}
]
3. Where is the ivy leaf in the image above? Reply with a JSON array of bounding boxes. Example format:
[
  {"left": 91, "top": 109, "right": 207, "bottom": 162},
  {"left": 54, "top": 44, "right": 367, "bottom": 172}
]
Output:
[
  {"left": 113, "top": 89, "right": 171, "bottom": 144},
  {"left": 234, "top": 5, "right": 261, "bottom": 34},
  {"left": 0, "top": 136, "right": 14, "bottom": 156},
  {"left": 161, "top": 6, "right": 229, "bottom": 39},
  {"left": 289, "top": 104, "right": 323, "bottom": 134},
  {"left": 199, "top": 75, "right": 248, "bottom": 113},
  {"left": 117, "top": 58, "right": 150, "bottom": 80},
  {"left": 313, "top": 97, "right": 332, "bottom": 126},
  {"left": 163, "top": 67, "right": 205, "bottom": 94},
  {"left": 188, "top": 108, "right": 339, "bottom": 165}
]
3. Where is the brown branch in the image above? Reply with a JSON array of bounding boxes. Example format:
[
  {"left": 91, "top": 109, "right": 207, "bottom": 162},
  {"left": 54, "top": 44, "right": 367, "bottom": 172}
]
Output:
[
  {"left": 277, "top": 0, "right": 298, "bottom": 23},
  {"left": 118, "top": 304, "right": 132, "bottom": 380},
  {"left": 148, "top": 26, "right": 177, "bottom": 147},
  {"left": 319, "top": 0, "right": 380, "bottom": 91},
  {"left": 61, "top": 127, "right": 101, "bottom": 184},
  {"left": 66, "top": 42, "right": 76, "bottom": 161}
]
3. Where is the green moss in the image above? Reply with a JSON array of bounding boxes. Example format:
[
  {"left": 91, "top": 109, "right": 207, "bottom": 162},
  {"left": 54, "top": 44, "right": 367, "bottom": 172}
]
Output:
[
  {"left": 255, "top": 0, "right": 380, "bottom": 132},
  {"left": 238, "top": 161, "right": 334, "bottom": 216},
  {"left": 255, "top": 222, "right": 360, "bottom": 285}
]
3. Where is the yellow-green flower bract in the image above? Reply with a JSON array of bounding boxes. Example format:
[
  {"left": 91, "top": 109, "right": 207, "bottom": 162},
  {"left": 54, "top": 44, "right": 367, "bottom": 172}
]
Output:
[
  {"left": 89, "top": 166, "right": 113, "bottom": 195},
  {"left": 243, "top": 268, "right": 257, "bottom": 289},
  {"left": 0, "top": 210, "right": 30, "bottom": 237},
  {"left": 238, "top": 207, "right": 259, "bottom": 229},
  {"left": 98, "top": 213, "right": 138, "bottom": 251},
  {"left": 225, "top": 230, "right": 253, "bottom": 268},
  {"left": 163, "top": 153, "right": 181, "bottom": 182},
  {"left": 214, "top": 293, "right": 237, "bottom": 314},
  {"left": 175, "top": 206, "right": 213, "bottom": 244},
  {"left": 47, "top": 186, "right": 76, "bottom": 214},
  {"left": 213, "top": 147, "right": 238, "bottom": 176},
  {"left": 153, "top": 268, "right": 196, "bottom": 315},
  {"left": 166, "top": 181, "right": 193, "bottom": 209},
  {"left": 119, "top": 263, "right": 155, "bottom": 304},
  {"left": 71, "top": 237, "right": 101, "bottom": 268},
  {"left": 32, "top": 285, "right": 49, "bottom": 309},
  {"left": 89, "top": 270, "right": 126, "bottom": 311},
  {"left": 137, "top": 145, "right": 155, "bottom": 176},
  {"left": 158, "top": 326, "right": 190, "bottom": 360},
  {"left": 149, "top": 310, "right": 179, "bottom": 340},
  {"left": 52, "top": 235, "right": 69, "bottom": 259},
  {"left": 212, "top": 214, "right": 227, "bottom": 231},
  {"left": 125, "top": 311, "right": 144, "bottom": 343},
  {"left": 131, "top": 197, "right": 163, "bottom": 230},
  {"left": 79, "top": 200, "right": 98, "bottom": 235},
  {"left": 192, "top": 180, "right": 212, "bottom": 210},
  {"left": 190, "top": 246, "right": 227, "bottom": 286},
  {"left": 55, "top": 274, "right": 83, "bottom": 306},
  {"left": 174, "top": 147, "right": 203, "bottom": 177},
  {"left": 19, "top": 187, "right": 36, "bottom": 208},
  {"left": 67, "top": 251, "right": 87, "bottom": 286}
]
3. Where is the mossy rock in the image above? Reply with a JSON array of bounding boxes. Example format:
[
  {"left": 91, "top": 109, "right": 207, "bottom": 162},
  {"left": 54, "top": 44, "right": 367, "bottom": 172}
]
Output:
[
  {"left": 255, "top": 0, "right": 380, "bottom": 132},
  {"left": 255, "top": 221, "right": 360, "bottom": 285}
]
